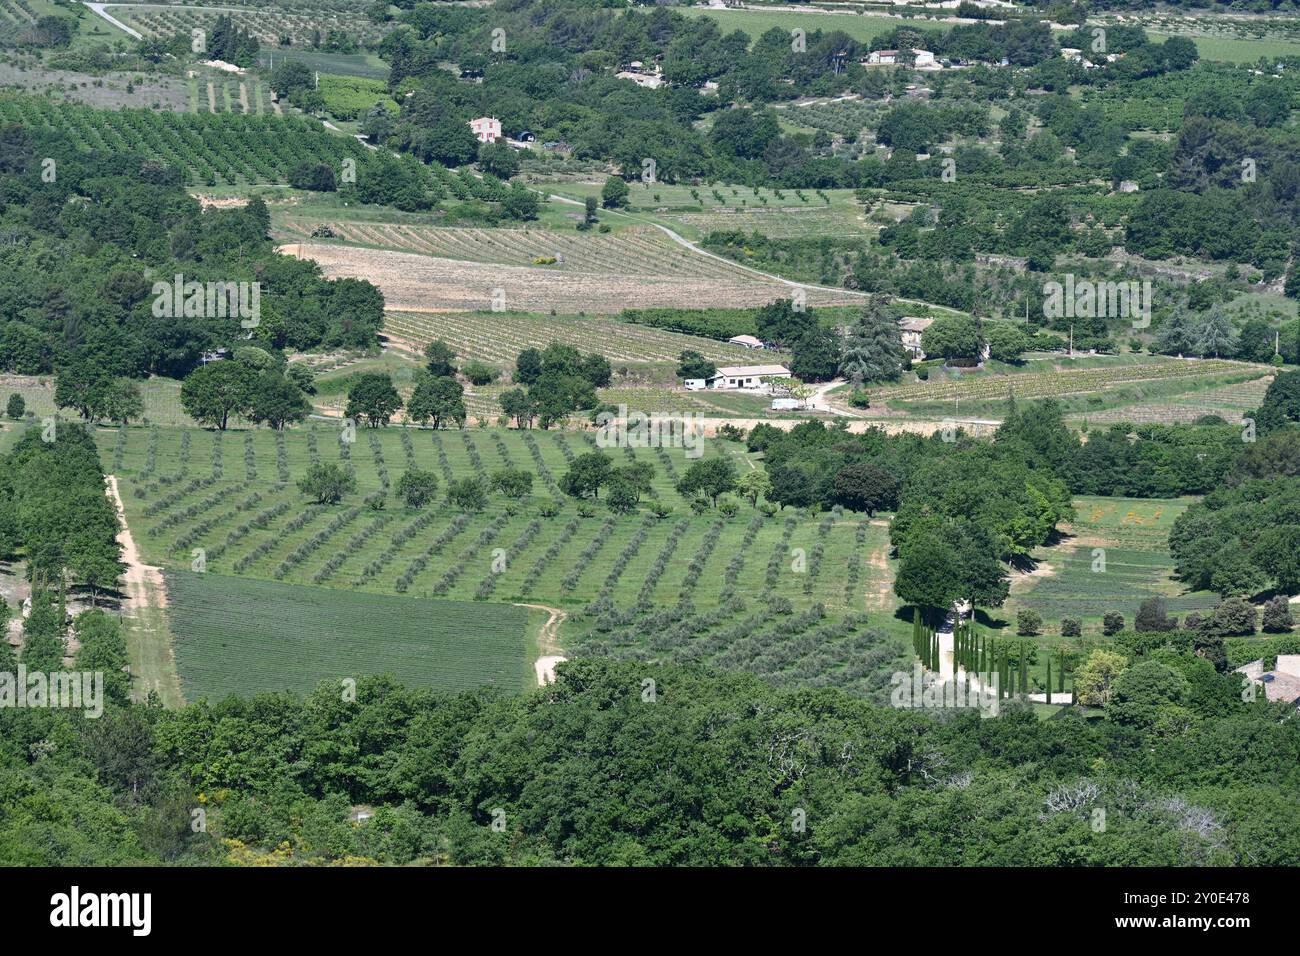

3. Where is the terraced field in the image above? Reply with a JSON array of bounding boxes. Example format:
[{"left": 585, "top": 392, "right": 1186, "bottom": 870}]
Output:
[{"left": 278, "top": 220, "right": 740, "bottom": 276}]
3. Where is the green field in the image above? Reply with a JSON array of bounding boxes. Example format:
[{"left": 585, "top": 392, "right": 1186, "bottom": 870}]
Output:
[
  {"left": 99, "top": 423, "right": 907, "bottom": 702},
  {"left": 680, "top": 7, "right": 899, "bottom": 46},
  {"left": 93, "top": 420, "right": 1231, "bottom": 706},
  {"left": 538, "top": 179, "right": 870, "bottom": 242},
  {"left": 680, "top": 6, "right": 1300, "bottom": 63},
  {"left": 875, "top": 354, "right": 1274, "bottom": 423},
  {"left": 1150, "top": 30, "right": 1300, "bottom": 64},
  {"left": 165, "top": 570, "right": 531, "bottom": 702},
  {"left": 1010, "top": 495, "right": 1219, "bottom": 634},
  {"left": 0, "top": 92, "right": 367, "bottom": 184},
  {"left": 255, "top": 50, "right": 391, "bottom": 80}
]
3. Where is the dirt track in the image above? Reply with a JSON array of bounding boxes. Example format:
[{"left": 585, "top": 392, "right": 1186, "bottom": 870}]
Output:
[
  {"left": 106, "top": 475, "right": 168, "bottom": 612},
  {"left": 516, "top": 602, "right": 567, "bottom": 686}
]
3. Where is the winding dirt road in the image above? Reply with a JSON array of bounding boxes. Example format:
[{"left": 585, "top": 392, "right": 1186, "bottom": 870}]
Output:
[{"left": 516, "top": 602, "right": 567, "bottom": 686}]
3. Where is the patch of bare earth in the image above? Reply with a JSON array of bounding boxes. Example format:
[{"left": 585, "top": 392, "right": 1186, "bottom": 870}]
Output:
[
  {"left": 277, "top": 241, "right": 858, "bottom": 315},
  {"left": 1009, "top": 561, "right": 1058, "bottom": 594}
]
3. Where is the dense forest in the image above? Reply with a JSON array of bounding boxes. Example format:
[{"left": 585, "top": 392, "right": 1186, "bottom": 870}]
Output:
[
  {"left": 2, "top": 654, "right": 1293, "bottom": 866},
  {"left": 0, "top": 126, "right": 384, "bottom": 378}
]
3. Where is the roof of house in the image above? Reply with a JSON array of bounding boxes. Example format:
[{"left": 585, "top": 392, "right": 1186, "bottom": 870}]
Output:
[
  {"left": 714, "top": 364, "right": 790, "bottom": 378},
  {"left": 1261, "top": 672, "right": 1300, "bottom": 703},
  {"left": 727, "top": 334, "right": 766, "bottom": 347},
  {"left": 899, "top": 317, "right": 934, "bottom": 333},
  {"left": 1276, "top": 654, "right": 1300, "bottom": 678}
]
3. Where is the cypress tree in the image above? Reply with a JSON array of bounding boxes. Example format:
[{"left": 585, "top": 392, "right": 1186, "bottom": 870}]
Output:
[{"left": 1046, "top": 661, "right": 1052, "bottom": 705}]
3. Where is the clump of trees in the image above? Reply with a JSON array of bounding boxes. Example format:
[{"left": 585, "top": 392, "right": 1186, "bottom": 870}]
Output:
[
  {"left": 179, "top": 351, "right": 312, "bottom": 430},
  {"left": 499, "top": 342, "right": 611, "bottom": 429}
]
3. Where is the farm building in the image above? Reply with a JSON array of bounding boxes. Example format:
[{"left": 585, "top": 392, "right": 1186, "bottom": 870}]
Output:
[
  {"left": 727, "top": 334, "right": 767, "bottom": 349},
  {"left": 913, "top": 49, "right": 939, "bottom": 69},
  {"left": 615, "top": 63, "right": 665, "bottom": 89},
  {"left": 469, "top": 116, "right": 503, "bottom": 144},
  {"left": 706, "top": 364, "right": 791, "bottom": 391},
  {"left": 865, "top": 50, "right": 899, "bottom": 65},
  {"left": 1236, "top": 655, "right": 1300, "bottom": 705},
  {"left": 899, "top": 317, "right": 933, "bottom": 359}
]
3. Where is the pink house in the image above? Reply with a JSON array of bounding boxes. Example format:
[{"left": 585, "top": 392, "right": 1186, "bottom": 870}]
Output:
[{"left": 469, "top": 116, "right": 502, "bottom": 144}]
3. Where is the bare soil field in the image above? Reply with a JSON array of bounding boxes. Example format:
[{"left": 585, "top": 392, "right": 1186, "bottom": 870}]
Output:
[{"left": 280, "top": 240, "right": 860, "bottom": 315}]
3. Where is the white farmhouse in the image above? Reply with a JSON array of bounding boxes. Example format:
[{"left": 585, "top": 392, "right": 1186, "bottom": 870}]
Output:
[
  {"left": 866, "top": 50, "right": 899, "bottom": 65},
  {"left": 706, "top": 364, "right": 791, "bottom": 391},
  {"left": 469, "top": 116, "right": 503, "bottom": 144}
]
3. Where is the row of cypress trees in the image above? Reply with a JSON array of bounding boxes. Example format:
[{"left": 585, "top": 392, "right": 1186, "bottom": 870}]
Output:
[{"left": 913, "top": 607, "right": 1076, "bottom": 702}]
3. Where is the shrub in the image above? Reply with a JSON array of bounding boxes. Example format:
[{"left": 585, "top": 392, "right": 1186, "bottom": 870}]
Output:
[
  {"left": 718, "top": 423, "right": 746, "bottom": 442},
  {"left": 1016, "top": 609, "right": 1042, "bottom": 637},
  {"left": 1262, "top": 596, "right": 1294, "bottom": 633},
  {"left": 1205, "top": 596, "right": 1257, "bottom": 637},
  {"left": 1061, "top": 618, "right": 1082, "bottom": 638},
  {"left": 447, "top": 477, "right": 487, "bottom": 512},
  {"left": 297, "top": 463, "right": 355, "bottom": 504},
  {"left": 462, "top": 361, "right": 499, "bottom": 386},
  {"left": 5, "top": 394, "right": 24, "bottom": 420},
  {"left": 1135, "top": 596, "right": 1176, "bottom": 633},
  {"left": 396, "top": 469, "right": 439, "bottom": 508},
  {"left": 1102, "top": 611, "right": 1125, "bottom": 636}
]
